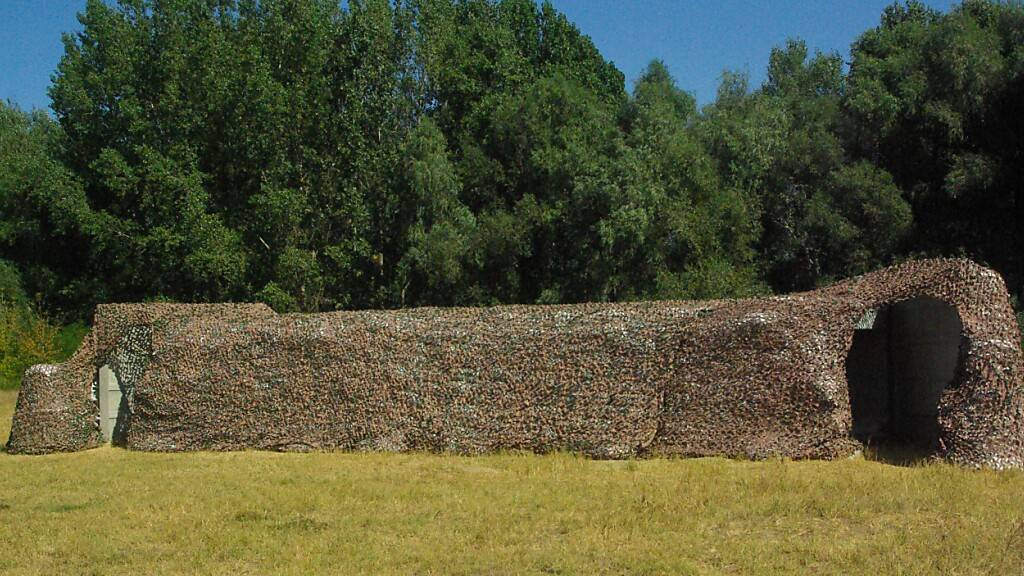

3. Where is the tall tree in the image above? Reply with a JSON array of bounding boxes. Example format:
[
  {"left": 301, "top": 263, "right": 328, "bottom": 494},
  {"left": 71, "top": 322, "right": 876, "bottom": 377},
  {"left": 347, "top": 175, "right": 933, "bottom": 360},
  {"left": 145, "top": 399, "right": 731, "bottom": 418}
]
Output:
[
  {"left": 846, "top": 0, "right": 1023, "bottom": 299},
  {"left": 616, "top": 61, "right": 762, "bottom": 299},
  {"left": 0, "top": 102, "right": 106, "bottom": 318},
  {"left": 701, "top": 40, "right": 911, "bottom": 291},
  {"left": 4, "top": 0, "right": 1017, "bottom": 322},
  {"left": 49, "top": 0, "right": 420, "bottom": 311}
]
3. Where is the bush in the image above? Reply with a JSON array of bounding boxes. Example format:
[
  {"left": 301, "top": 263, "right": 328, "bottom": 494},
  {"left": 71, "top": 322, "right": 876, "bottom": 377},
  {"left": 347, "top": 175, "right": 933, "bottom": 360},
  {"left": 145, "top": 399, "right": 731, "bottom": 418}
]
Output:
[
  {"left": 0, "top": 300, "right": 59, "bottom": 390},
  {"left": 56, "top": 322, "right": 89, "bottom": 361},
  {"left": 0, "top": 260, "right": 27, "bottom": 306}
]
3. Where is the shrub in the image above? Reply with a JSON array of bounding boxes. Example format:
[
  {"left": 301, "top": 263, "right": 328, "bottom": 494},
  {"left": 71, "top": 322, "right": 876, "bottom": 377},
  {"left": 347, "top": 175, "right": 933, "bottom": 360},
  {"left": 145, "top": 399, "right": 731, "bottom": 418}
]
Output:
[
  {"left": 0, "top": 260, "right": 27, "bottom": 305},
  {"left": 0, "top": 299, "right": 59, "bottom": 390},
  {"left": 56, "top": 322, "right": 89, "bottom": 361}
]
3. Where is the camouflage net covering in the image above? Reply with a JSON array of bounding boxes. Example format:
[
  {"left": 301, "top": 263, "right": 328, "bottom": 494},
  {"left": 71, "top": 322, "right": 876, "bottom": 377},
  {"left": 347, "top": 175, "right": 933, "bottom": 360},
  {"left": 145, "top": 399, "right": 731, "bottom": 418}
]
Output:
[{"left": 7, "top": 259, "right": 1024, "bottom": 468}]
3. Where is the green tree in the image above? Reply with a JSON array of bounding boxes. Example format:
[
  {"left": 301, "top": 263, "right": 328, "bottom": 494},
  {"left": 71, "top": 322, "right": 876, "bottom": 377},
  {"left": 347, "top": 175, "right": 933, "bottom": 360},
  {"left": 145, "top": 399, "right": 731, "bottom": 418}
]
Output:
[
  {"left": 0, "top": 102, "right": 108, "bottom": 318},
  {"left": 392, "top": 118, "right": 476, "bottom": 306},
  {"left": 49, "top": 0, "right": 420, "bottom": 311},
  {"left": 701, "top": 40, "right": 912, "bottom": 290},
  {"left": 846, "top": 0, "right": 1023, "bottom": 298},
  {"left": 616, "top": 61, "right": 762, "bottom": 299},
  {"left": 8, "top": 0, "right": 1014, "bottom": 322}
]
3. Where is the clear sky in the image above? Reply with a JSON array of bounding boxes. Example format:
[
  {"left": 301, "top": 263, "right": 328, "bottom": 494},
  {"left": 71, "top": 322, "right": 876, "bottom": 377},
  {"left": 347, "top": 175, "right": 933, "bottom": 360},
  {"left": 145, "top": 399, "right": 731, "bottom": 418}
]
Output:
[{"left": 2, "top": 0, "right": 958, "bottom": 113}]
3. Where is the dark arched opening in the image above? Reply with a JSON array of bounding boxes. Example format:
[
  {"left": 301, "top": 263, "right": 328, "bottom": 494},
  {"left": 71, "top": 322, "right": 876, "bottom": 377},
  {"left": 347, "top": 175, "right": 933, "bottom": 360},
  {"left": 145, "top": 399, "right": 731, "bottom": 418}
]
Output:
[{"left": 845, "top": 297, "right": 963, "bottom": 454}]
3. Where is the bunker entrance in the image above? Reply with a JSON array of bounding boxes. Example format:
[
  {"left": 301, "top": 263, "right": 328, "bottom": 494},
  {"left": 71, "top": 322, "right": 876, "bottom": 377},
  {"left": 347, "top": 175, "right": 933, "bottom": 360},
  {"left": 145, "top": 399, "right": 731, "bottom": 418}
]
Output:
[{"left": 845, "top": 297, "right": 963, "bottom": 452}]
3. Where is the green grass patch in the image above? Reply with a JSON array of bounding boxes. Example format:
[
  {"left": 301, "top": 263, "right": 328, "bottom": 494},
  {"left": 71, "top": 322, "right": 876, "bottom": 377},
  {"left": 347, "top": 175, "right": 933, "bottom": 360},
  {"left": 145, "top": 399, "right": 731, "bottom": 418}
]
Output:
[{"left": 1, "top": 391, "right": 1023, "bottom": 574}]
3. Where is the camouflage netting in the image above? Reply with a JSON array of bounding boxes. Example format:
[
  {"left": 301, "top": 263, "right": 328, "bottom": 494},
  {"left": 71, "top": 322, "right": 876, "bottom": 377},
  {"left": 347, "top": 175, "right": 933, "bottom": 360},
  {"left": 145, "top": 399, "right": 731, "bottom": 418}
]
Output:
[{"left": 6, "top": 259, "right": 1024, "bottom": 468}]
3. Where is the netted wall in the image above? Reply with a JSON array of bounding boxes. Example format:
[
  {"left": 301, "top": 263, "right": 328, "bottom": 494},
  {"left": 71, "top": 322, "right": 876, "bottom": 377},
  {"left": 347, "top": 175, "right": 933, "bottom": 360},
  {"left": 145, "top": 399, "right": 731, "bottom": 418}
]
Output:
[{"left": 7, "top": 259, "right": 1023, "bottom": 468}]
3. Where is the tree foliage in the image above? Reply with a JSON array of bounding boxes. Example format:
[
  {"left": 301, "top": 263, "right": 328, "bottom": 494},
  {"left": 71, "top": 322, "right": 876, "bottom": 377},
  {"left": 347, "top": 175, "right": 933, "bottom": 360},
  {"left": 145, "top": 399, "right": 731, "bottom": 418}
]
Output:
[
  {"left": 0, "top": 0, "right": 1020, "bottom": 319},
  {"left": 845, "top": 0, "right": 1023, "bottom": 297}
]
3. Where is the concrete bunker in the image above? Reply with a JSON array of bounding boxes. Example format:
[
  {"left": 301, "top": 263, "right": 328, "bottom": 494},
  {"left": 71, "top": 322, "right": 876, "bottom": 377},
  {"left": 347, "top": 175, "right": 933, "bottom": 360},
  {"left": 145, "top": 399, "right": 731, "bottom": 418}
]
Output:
[{"left": 845, "top": 297, "right": 964, "bottom": 451}]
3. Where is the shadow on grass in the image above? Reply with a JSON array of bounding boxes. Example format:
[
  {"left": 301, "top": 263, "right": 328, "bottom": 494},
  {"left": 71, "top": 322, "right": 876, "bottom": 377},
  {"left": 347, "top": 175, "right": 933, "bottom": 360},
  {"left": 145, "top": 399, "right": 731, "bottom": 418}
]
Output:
[{"left": 860, "top": 440, "right": 937, "bottom": 467}]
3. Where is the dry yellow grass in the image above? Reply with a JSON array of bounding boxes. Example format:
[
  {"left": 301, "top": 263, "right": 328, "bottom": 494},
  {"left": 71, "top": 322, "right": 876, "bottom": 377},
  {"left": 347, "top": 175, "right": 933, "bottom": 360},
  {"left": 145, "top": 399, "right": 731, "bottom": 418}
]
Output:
[{"left": 1, "top": 389, "right": 1023, "bottom": 575}]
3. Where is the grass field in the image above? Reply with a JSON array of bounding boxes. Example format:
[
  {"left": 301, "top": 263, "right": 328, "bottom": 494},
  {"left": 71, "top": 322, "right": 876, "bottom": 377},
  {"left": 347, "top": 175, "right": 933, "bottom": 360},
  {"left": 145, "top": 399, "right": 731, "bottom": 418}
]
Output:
[{"left": 1, "top": 390, "right": 1023, "bottom": 575}]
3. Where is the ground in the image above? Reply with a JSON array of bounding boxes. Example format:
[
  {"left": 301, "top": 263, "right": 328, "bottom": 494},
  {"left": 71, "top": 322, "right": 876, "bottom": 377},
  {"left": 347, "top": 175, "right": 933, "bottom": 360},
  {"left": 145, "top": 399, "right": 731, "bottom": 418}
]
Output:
[{"left": 1, "top": 390, "right": 1022, "bottom": 575}]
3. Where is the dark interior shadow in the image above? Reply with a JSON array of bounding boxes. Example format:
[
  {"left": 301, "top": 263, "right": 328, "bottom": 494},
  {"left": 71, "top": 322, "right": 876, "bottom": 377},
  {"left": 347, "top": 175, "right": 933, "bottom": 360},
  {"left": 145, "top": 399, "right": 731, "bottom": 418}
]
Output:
[
  {"left": 858, "top": 436, "right": 938, "bottom": 467},
  {"left": 846, "top": 297, "right": 963, "bottom": 468}
]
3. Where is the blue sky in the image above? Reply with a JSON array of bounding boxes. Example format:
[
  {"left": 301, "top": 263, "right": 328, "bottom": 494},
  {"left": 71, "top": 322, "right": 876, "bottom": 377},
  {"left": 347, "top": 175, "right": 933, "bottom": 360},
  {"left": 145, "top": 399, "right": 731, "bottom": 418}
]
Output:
[{"left": 2, "top": 0, "right": 957, "bottom": 112}]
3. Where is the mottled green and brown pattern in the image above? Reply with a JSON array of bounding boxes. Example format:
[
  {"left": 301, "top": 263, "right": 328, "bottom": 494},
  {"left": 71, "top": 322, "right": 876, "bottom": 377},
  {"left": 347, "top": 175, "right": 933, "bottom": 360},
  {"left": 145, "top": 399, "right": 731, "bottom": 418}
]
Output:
[{"left": 7, "top": 259, "right": 1023, "bottom": 468}]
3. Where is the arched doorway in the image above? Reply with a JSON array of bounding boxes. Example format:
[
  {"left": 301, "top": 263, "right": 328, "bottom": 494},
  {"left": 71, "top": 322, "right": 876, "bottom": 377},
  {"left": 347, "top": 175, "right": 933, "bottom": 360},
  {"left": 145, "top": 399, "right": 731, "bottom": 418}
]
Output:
[{"left": 845, "top": 297, "right": 963, "bottom": 452}]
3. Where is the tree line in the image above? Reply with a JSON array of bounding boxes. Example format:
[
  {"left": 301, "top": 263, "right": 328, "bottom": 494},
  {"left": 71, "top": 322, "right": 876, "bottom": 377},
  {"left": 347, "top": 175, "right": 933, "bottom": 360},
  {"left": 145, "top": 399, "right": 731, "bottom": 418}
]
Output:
[{"left": 1, "top": 0, "right": 1020, "bottom": 322}]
